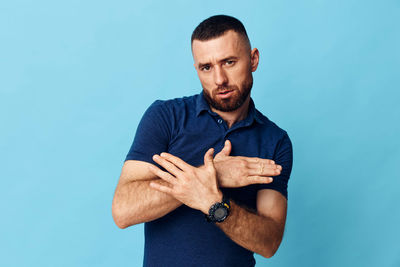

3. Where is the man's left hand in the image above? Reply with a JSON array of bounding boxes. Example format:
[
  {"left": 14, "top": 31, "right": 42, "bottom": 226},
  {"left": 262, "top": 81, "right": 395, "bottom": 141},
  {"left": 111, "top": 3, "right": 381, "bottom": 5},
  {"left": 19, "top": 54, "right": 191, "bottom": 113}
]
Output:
[{"left": 148, "top": 148, "right": 222, "bottom": 214}]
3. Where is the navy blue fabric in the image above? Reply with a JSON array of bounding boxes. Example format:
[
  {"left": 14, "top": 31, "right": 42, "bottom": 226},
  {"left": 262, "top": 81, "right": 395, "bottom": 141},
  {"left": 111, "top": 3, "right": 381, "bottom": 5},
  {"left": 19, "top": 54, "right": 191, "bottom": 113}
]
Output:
[{"left": 125, "top": 92, "right": 293, "bottom": 267}]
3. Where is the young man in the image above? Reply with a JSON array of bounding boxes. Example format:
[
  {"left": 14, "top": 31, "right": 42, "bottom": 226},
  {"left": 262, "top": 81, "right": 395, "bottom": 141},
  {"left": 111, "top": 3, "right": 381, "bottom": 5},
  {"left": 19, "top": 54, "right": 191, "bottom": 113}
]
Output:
[{"left": 112, "top": 15, "right": 293, "bottom": 267}]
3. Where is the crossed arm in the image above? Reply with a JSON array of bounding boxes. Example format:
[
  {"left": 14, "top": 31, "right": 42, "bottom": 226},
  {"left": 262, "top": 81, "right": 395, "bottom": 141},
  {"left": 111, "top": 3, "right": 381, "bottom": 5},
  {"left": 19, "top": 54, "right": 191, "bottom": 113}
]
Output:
[
  {"left": 112, "top": 140, "right": 287, "bottom": 258},
  {"left": 217, "top": 190, "right": 287, "bottom": 258}
]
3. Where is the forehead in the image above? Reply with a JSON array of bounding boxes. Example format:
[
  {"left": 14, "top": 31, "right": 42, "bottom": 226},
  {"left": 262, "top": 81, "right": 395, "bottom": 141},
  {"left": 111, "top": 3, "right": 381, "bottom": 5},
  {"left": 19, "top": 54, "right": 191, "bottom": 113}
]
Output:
[{"left": 192, "top": 30, "right": 248, "bottom": 63}]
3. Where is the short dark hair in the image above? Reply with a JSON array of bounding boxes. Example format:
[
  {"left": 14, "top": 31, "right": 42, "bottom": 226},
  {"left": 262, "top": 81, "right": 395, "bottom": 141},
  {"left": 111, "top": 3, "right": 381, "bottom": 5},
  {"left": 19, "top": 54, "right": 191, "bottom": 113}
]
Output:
[{"left": 191, "top": 15, "right": 250, "bottom": 47}]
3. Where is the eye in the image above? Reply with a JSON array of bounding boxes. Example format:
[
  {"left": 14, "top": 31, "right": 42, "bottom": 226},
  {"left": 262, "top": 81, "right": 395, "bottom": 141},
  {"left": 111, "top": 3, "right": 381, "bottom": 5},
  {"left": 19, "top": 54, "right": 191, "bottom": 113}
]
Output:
[
  {"left": 200, "top": 65, "right": 211, "bottom": 71},
  {"left": 225, "top": 60, "right": 235, "bottom": 66}
]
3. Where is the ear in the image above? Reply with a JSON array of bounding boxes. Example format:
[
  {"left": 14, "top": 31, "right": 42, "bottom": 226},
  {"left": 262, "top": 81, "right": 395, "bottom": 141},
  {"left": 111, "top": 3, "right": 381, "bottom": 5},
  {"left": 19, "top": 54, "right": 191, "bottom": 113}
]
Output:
[{"left": 250, "top": 48, "right": 260, "bottom": 72}]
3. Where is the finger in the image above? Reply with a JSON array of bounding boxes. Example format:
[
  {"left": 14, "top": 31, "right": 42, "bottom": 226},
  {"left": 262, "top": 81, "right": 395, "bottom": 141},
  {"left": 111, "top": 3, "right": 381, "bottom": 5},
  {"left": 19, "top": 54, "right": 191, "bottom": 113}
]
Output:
[
  {"left": 249, "top": 162, "right": 282, "bottom": 170},
  {"left": 244, "top": 157, "right": 276, "bottom": 165},
  {"left": 248, "top": 176, "right": 273, "bottom": 184},
  {"left": 204, "top": 148, "right": 215, "bottom": 168},
  {"left": 159, "top": 152, "right": 192, "bottom": 172},
  {"left": 148, "top": 164, "right": 177, "bottom": 185},
  {"left": 149, "top": 181, "right": 174, "bottom": 194},
  {"left": 220, "top": 140, "right": 232, "bottom": 156},
  {"left": 152, "top": 154, "right": 182, "bottom": 177},
  {"left": 248, "top": 163, "right": 282, "bottom": 176}
]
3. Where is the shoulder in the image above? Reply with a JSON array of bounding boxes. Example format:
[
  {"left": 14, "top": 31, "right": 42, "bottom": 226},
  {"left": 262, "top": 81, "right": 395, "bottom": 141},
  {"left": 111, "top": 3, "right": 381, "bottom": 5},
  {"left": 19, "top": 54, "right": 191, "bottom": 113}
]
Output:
[
  {"left": 255, "top": 111, "right": 293, "bottom": 164},
  {"left": 255, "top": 109, "right": 290, "bottom": 141},
  {"left": 149, "top": 94, "right": 199, "bottom": 113},
  {"left": 145, "top": 94, "right": 201, "bottom": 126},
  {"left": 141, "top": 94, "right": 199, "bottom": 133}
]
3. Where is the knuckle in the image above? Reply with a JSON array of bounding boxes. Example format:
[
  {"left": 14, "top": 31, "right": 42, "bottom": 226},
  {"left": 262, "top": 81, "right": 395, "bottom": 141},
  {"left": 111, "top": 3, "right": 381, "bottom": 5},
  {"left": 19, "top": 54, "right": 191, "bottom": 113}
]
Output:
[
  {"left": 239, "top": 169, "right": 247, "bottom": 177},
  {"left": 239, "top": 160, "right": 247, "bottom": 168},
  {"left": 187, "top": 168, "right": 195, "bottom": 176},
  {"left": 177, "top": 173, "right": 185, "bottom": 181}
]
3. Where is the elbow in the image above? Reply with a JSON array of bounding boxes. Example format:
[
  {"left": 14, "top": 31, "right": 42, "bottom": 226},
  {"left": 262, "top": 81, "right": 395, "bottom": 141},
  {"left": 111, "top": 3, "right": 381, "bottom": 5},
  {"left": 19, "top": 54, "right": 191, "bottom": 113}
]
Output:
[
  {"left": 259, "top": 239, "right": 282, "bottom": 258},
  {"left": 113, "top": 217, "right": 129, "bottom": 229},
  {"left": 113, "top": 211, "right": 137, "bottom": 229},
  {"left": 112, "top": 202, "right": 136, "bottom": 229},
  {"left": 112, "top": 201, "right": 146, "bottom": 228},
  {"left": 112, "top": 206, "right": 128, "bottom": 229},
  {"left": 259, "top": 222, "right": 285, "bottom": 258},
  {"left": 260, "top": 248, "right": 277, "bottom": 259},
  {"left": 115, "top": 221, "right": 128, "bottom": 229}
]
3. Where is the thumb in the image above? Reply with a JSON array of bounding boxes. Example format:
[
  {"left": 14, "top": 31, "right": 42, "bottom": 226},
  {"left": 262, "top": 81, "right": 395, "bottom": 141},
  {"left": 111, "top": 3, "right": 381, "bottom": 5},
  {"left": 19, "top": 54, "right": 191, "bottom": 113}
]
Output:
[
  {"left": 219, "top": 139, "right": 232, "bottom": 156},
  {"left": 204, "top": 148, "right": 215, "bottom": 169}
]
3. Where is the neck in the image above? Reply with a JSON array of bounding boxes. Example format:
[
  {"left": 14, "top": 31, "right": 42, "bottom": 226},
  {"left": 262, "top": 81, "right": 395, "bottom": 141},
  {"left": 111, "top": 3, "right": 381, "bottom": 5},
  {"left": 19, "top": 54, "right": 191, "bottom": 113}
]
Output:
[{"left": 210, "top": 95, "right": 251, "bottom": 128}]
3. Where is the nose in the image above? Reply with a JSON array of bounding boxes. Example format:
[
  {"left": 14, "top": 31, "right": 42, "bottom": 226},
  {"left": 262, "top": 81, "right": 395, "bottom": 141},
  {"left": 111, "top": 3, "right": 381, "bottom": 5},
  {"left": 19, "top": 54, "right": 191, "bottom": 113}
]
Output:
[{"left": 213, "top": 66, "right": 228, "bottom": 86}]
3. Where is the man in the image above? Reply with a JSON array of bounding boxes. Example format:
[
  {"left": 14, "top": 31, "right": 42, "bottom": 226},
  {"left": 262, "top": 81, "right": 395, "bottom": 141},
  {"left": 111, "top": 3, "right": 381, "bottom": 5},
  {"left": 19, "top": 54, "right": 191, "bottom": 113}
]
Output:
[{"left": 112, "top": 15, "right": 293, "bottom": 267}]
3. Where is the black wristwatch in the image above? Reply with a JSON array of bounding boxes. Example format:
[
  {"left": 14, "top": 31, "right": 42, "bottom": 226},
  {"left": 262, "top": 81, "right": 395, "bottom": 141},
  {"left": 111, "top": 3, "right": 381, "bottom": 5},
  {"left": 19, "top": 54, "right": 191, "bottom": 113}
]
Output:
[{"left": 206, "top": 196, "right": 231, "bottom": 223}]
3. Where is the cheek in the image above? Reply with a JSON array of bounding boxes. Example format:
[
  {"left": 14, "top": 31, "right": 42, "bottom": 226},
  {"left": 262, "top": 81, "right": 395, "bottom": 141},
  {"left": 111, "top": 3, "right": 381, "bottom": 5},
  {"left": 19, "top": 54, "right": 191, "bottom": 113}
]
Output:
[
  {"left": 198, "top": 73, "right": 214, "bottom": 88},
  {"left": 233, "top": 64, "right": 252, "bottom": 82},
  {"left": 227, "top": 68, "right": 247, "bottom": 86}
]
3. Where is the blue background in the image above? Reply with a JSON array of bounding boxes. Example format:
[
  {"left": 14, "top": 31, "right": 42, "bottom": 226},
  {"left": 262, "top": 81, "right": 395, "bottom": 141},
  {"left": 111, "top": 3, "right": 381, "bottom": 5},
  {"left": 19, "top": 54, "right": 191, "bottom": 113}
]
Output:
[{"left": 1, "top": 0, "right": 399, "bottom": 266}]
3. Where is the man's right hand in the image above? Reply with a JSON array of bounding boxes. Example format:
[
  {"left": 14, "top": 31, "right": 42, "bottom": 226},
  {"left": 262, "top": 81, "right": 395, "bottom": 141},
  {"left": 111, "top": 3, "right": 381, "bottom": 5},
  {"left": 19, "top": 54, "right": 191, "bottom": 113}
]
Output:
[{"left": 213, "top": 140, "right": 282, "bottom": 188}]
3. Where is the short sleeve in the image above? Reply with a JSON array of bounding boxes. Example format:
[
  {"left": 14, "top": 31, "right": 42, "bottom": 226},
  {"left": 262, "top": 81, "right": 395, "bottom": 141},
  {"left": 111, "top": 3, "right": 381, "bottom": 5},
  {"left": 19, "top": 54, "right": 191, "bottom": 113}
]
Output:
[
  {"left": 125, "top": 100, "right": 172, "bottom": 164},
  {"left": 258, "top": 133, "right": 293, "bottom": 199}
]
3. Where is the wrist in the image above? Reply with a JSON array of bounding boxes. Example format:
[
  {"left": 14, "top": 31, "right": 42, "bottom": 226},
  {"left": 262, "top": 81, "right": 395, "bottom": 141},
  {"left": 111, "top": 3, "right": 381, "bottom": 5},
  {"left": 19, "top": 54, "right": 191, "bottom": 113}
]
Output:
[{"left": 201, "top": 191, "right": 223, "bottom": 214}]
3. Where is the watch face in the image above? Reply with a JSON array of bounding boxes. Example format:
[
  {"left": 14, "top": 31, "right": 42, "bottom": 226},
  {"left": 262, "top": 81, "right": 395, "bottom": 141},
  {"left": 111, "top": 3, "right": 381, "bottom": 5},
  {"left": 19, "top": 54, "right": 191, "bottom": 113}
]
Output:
[
  {"left": 214, "top": 206, "right": 228, "bottom": 220},
  {"left": 207, "top": 198, "right": 230, "bottom": 223}
]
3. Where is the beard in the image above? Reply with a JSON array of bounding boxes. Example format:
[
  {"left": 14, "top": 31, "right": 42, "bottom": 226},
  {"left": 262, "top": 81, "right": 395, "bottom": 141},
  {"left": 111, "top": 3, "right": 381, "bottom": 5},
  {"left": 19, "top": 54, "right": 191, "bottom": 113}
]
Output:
[{"left": 203, "top": 77, "right": 253, "bottom": 112}]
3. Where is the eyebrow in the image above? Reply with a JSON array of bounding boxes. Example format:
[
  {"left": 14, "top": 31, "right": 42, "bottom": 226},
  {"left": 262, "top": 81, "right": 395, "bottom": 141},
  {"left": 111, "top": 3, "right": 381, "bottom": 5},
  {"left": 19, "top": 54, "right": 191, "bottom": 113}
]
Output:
[{"left": 197, "top": 56, "right": 239, "bottom": 69}]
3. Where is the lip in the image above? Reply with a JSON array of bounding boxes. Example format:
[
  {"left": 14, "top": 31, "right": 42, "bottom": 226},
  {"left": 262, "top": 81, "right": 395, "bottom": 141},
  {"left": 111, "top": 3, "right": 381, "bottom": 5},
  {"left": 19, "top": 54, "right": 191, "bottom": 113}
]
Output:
[{"left": 217, "top": 89, "right": 234, "bottom": 99}]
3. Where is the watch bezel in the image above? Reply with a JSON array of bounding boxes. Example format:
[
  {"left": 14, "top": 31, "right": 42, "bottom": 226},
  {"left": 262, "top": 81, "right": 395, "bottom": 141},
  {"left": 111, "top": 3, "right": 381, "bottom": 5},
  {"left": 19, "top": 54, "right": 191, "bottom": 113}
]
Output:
[{"left": 206, "top": 197, "right": 231, "bottom": 223}]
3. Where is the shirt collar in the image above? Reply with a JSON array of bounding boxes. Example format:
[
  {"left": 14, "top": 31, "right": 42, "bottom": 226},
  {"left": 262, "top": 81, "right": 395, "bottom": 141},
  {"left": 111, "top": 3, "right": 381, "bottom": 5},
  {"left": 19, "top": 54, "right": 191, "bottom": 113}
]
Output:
[
  {"left": 195, "top": 92, "right": 265, "bottom": 125},
  {"left": 195, "top": 91, "right": 210, "bottom": 116}
]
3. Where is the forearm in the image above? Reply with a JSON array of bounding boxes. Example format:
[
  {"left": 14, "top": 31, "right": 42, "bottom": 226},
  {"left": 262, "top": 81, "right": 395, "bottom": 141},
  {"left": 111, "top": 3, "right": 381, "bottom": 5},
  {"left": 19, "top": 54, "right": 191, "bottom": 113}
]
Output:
[
  {"left": 217, "top": 201, "right": 284, "bottom": 258},
  {"left": 112, "top": 179, "right": 181, "bottom": 228}
]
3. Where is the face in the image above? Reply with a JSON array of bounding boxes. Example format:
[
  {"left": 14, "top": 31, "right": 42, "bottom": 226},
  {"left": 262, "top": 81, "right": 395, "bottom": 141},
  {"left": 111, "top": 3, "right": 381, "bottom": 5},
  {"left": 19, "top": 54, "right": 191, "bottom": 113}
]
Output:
[{"left": 192, "top": 30, "right": 259, "bottom": 112}]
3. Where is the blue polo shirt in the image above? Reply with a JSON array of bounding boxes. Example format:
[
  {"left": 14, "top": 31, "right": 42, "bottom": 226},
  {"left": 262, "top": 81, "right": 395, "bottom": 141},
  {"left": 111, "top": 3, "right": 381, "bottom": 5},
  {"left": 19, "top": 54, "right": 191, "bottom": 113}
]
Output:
[{"left": 126, "top": 92, "right": 293, "bottom": 267}]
